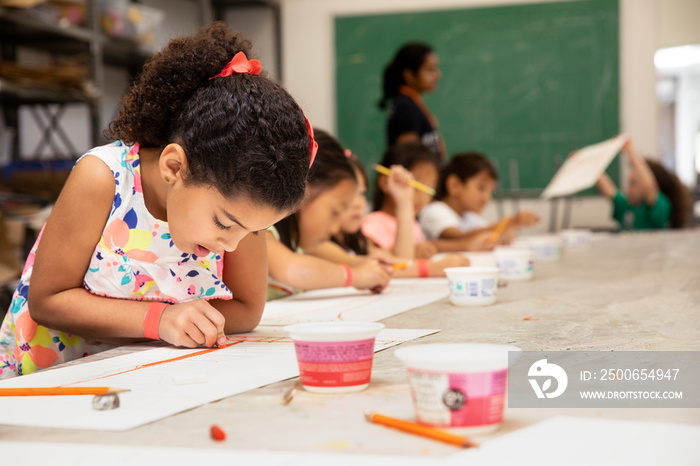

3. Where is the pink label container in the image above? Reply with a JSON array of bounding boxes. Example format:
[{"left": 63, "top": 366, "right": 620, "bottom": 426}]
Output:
[
  {"left": 395, "top": 343, "right": 520, "bottom": 433},
  {"left": 284, "top": 322, "right": 385, "bottom": 393}
]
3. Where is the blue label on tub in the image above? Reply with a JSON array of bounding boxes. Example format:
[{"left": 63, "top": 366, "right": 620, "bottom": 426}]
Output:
[{"left": 481, "top": 278, "right": 495, "bottom": 297}]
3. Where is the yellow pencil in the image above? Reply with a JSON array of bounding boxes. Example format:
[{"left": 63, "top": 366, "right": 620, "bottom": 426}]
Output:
[
  {"left": 391, "top": 262, "right": 409, "bottom": 271},
  {"left": 365, "top": 411, "right": 479, "bottom": 448},
  {"left": 489, "top": 216, "right": 511, "bottom": 243},
  {"left": 0, "top": 387, "right": 129, "bottom": 396},
  {"left": 373, "top": 164, "right": 436, "bottom": 196}
]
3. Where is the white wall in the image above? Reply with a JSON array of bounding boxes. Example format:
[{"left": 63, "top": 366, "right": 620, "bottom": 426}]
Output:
[
  {"left": 225, "top": 6, "right": 279, "bottom": 81},
  {"left": 658, "top": 0, "right": 700, "bottom": 49}
]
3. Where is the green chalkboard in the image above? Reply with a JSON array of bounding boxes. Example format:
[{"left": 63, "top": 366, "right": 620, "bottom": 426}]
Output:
[{"left": 335, "top": 0, "right": 619, "bottom": 192}]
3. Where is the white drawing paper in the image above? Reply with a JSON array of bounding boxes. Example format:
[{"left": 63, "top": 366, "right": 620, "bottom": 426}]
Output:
[
  {"left": 541, "top": 135, "right": 626, "bottom": 199},
  {"left": 0, "top": 327, "right": 437, "bottom": 431},
  {"left": 262, "top": 278, "right": 449, "bottom": 326}
]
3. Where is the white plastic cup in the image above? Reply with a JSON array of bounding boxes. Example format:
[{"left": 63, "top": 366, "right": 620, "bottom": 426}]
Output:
[
  {"left": 284, "top": 322, "right": 384, "bottom": 393},
  {"left": 395, "top": 343, "right": 521, "bottom": 432},
  {"left": 560, "top": 229, "right": 592, "bottom": 250},
  {"left": 517, "top": 235, "right": 562, "bottom": 261},
  {"left": 444, "top": 267, "right": 499, "bottom": 306},
  {"left": 493, "top": 247, "right": 534, "bottom": 281},
  {"left": 462, "top": 252, "right": 496, "bottom": 268}
]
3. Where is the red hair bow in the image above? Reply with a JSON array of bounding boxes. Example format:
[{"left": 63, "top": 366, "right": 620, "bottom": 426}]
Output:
[
  {"left": 306, "top": 116, "right": 318, "bottom": 168},
  {"left": 209, "top": 52, "right": 262, "bottom": 79}
]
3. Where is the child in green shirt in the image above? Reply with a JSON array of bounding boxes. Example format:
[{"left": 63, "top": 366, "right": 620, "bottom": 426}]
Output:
[{"left": 597, "top": 137, "right": 690, "bottom": 230}]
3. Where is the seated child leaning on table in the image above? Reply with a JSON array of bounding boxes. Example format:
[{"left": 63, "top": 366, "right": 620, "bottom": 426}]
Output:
[
  {"left": 306, "top": 136, "right": 470, "bottom": 277},
  {"left": 419, "top": 152, "right": 539, "bottom": 248}
]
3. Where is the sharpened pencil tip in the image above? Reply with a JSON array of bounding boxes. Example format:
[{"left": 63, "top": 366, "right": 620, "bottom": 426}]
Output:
[
  {"left": 462, "top": 438, "right": 480, "bottom": 448},
  {"left": 364, "top": 411, "right": 374, "bottom": 422}
]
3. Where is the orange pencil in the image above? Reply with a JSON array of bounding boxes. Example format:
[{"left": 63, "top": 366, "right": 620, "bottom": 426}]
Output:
[
  {"left": 364, "top": 411, "right": 479, "bottom": 448},
  {"left": 391, "top": 262, "right": 409, "bottom": 271},
  {"left": 0, "top": 387, "right": 129, "bottom": 396},
  {"left": 489, "top": 216, "right": 511, "bottom": 243}
]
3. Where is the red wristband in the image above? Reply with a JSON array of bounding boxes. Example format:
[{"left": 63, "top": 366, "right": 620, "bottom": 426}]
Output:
[
  {"left": 340, "top": 264, "right": 354, "bottom": 287},
  {"left": 143, "top": 302, "right": 168, "bottom": 340},
  {"left": 417, "top": 259, "right": 429, "bottom": 278}
]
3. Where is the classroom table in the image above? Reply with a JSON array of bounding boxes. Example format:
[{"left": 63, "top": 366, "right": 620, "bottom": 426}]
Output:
[{"left": 1, "top": 230, "right": 699, "bottom": 457}]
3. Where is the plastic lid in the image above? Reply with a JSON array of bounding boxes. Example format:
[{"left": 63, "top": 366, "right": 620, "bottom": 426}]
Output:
[
  {"left": 284, "top": 322, "right": 385, "bottom": 342},
  {"left": 395, "top": 343, "right": 521, "bottom": 372}
]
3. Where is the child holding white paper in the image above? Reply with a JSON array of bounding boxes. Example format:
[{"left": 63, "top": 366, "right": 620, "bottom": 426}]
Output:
[
  {"left": 266, "top": 130, "right": 390, "bottom": 300},
  {"left": 0, "top": 24, "right": 316, "bottom": 379},
  {"left": 419, "top": 152, "right": 539, "bottom": 247},
  {"left": 596, "top": 137, "right": 690, "bottom": 230}
]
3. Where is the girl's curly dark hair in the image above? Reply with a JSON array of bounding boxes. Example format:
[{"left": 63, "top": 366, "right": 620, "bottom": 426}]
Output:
[
  {"left": 105, "top": 22, "right": 310, "bottom": 212},
  {"left": 646, "top": 159, "right": 691, "bottom": 229}
]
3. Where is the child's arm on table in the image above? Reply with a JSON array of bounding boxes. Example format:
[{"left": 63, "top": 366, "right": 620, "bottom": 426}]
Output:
[
  {"left": 27, "top": 156, "right": 226, "bottom": 348},
  {"left": 209, "top": 232, "right": 269, "bottom": 334},
  {"left": 305, "top": 241, "right": 367, "bottom": 267},
  {"left": 266, "top": 232, "right": 390, "bottom": 292}
]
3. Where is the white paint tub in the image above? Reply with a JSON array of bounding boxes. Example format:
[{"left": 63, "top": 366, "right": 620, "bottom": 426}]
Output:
[
  {"left": 494, "top": 247, "right": 534, "bottom": 281},
  {"left": 444, "top": 267, "right": 499, "bottom": 306},
  {"left": 395, "top": 343, "right": 521, "bottom": 432},
  {"left": 560, "top": 229, "right": 592, "bottom": 250}
]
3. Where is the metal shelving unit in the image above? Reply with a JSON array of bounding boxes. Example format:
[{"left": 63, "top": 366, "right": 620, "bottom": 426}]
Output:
[{"left": 0, "top": 1, "right": 155, "bottom": 161}]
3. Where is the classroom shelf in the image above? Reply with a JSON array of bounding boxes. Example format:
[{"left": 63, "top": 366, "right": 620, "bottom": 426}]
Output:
[
  {"left": 0, "top": 78, "right": 94, "bottom": 105},
  {"left": 0, "top": 6, "right": 94, "bottom": 43},
  {"left": 0, "top": 1, "right": 156, "bottom": 163}
]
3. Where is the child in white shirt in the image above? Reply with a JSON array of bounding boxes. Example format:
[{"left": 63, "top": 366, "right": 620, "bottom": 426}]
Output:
[{"left": 419, "top": 152, "right": 539, "bottom": 245}]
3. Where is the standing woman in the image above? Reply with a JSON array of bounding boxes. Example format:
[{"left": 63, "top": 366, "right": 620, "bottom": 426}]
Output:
[{"left": 379, "top": 42, "right": 445, "bottom": 162}]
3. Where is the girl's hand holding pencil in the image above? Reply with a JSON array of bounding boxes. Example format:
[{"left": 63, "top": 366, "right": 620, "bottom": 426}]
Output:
[
  {"left": 374, "top": 164, "right": 436, "bottom": 196},
  {"left": 158, "top": 301, "right": 227, "bottom": 348},
  {"left": 381, "top": 164, "right": 416, "bottom": 204},
  {"left": 350, "top": 260, "right": 390, "bottom": 293}
]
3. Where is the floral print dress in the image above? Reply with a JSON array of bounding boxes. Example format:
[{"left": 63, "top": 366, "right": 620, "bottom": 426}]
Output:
[{"left": 0, "top": 141, "right": 233, "bottom": 379}]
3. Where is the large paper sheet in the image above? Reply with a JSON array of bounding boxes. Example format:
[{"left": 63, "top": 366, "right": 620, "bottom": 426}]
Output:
[
  {"left": 541, "top": 135, "right": 626, "bottom": 199},
  {"left": 3, "top": 416, "right": 699, "bottom": 465},
  {"left": 448, "top": 416, "right": 700, "bottom": 466},
  {"left": 0, "top": 327, "right": 437, "bottom": 431},
  {"left": 262, "top": 278, "right": 449, "bottom": 326}
]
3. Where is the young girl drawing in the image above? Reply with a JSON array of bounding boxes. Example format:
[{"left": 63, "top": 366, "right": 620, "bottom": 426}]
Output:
[
  {"left": 0, "top": 24, "right": 314, "bottom": 379},
  {"left": 266, "top": 130, "right": 390, "bottom": 300},
  {"left": 308, "top": 137, "right": 469, "bottom": 277}
]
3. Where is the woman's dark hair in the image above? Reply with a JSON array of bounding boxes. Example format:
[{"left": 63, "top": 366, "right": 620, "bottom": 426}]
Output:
[
  {"left": 333, "top": 150, "right": 370, "bottom": 255},
  {"left": 372, "top": 142, "right": 437, "bottom": 211},
  {"left": 274, "top": 130, "right": 357, "bottom": 250},
  {"left": 435, "top": 152, "right": 499, "bottom": 200},
  {"left": 646, "top": 159, "right": 691, "bottom": 229},
  {"left": 378, "top": 42, "right": 433, "bottom": 110},
  {"left": 106, "top": 22, "right": 310, "bottom": 213}
]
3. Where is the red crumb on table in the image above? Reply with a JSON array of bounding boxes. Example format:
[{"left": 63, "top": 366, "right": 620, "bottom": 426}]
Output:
[
  {"left": 523, "top": 316, "right": 540, "bottom": 321},
  {"left": 210, "top": 424, "right": 226, "bottom": 441}
]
